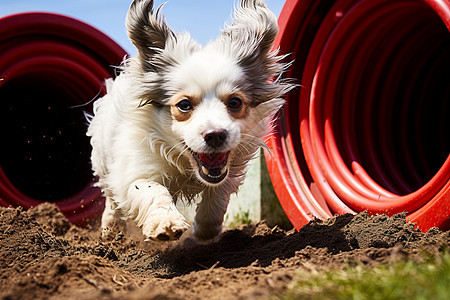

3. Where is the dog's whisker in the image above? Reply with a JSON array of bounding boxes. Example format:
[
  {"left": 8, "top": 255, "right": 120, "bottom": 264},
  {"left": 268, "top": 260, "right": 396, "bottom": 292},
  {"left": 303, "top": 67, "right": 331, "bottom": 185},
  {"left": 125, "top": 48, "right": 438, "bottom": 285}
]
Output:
[
  {"left": 174, "top": 144, "right": 190, "bottom": 167},
  {"left": 166, "top": 141, "right": 185, "bottom": 161},
  {"left": 236, "top": 137, "right": 263, "bottom": 155},
  {"left": 166, "top": 141, "right": 183, "bottom": 155}
]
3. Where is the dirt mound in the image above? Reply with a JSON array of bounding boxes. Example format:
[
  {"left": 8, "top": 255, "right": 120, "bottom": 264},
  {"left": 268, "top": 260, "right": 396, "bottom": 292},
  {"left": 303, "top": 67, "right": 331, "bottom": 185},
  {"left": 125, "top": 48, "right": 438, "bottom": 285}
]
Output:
[{"left": 0, "top": 203, "right": 448, "bottom": 299}]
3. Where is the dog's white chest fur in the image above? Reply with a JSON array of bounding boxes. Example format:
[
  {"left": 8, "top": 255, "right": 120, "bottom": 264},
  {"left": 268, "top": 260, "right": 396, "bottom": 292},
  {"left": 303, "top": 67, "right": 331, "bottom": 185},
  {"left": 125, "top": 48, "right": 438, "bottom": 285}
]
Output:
[{"left": 87, "top": 0, "right": 292, "bottom": 241}]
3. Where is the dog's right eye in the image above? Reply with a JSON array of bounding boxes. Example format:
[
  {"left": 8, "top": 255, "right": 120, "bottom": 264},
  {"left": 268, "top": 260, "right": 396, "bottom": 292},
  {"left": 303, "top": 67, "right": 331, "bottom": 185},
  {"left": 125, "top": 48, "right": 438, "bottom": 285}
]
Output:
[{"left": 176, "top": 99, "right": 193, "bottom": 112}]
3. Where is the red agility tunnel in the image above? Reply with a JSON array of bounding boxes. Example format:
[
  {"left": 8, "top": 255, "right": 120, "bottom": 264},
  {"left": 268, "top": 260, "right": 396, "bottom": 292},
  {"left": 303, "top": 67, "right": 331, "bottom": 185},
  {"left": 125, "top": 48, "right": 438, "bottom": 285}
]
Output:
[
  {"left": 0, "top": 13, "right": 126, "bottom": 225},
  {"left": 266, "top": 0, "right": 450, "bottom": 232}
]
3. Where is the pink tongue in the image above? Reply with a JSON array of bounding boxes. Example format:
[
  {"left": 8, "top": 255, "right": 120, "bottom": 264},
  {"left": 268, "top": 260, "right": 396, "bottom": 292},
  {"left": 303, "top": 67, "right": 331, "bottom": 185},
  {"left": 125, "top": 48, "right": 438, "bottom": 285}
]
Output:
[{"left": 198, "top": 152, "right": 227, "bottom": 166}]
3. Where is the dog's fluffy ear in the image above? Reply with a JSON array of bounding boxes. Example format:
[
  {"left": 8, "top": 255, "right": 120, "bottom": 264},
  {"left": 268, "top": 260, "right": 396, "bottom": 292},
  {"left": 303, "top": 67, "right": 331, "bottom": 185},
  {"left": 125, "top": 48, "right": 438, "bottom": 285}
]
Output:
[
  {"left": 126, "top": 0, "right": 175, "bottom": 70},
  {"left": 218, "top": 0, "right": 292, "bottom": 105},
  {"left": 226, "top": 0, "right": 278, "bottom": 56},
  {"left": 219, "top": 0, "right": 278, "bottom": 69}
]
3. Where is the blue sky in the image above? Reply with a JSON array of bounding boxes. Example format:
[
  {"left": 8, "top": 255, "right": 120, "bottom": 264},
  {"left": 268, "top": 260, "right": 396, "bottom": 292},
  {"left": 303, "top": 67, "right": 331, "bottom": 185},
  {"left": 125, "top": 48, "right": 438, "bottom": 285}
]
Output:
[{"left": 1, "top": 0, "right": 286, "bottom": 55}]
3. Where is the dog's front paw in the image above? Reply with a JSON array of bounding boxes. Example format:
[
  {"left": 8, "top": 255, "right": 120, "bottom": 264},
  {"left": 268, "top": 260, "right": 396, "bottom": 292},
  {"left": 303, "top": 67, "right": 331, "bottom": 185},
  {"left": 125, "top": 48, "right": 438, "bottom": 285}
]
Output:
[{"left": 142, "top": 206, "right": 190, "bottom": 241}]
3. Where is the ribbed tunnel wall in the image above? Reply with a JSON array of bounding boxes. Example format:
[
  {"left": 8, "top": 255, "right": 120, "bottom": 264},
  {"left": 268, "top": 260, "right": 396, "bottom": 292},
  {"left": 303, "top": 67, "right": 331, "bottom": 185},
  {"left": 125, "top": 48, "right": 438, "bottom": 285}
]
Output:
[{"left": 266, "top": 0, "right": 450, "bottom": 231}]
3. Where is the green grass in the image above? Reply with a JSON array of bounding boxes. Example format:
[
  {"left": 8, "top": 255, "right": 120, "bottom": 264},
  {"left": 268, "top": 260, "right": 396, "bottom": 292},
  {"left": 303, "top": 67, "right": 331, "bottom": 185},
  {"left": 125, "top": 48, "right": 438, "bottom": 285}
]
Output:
[
  {"left": 227, "top": 210, "right": 252, "bottom": 228},
  {"left": 280, "top": 250, "right": 450, "bottom": 300}
]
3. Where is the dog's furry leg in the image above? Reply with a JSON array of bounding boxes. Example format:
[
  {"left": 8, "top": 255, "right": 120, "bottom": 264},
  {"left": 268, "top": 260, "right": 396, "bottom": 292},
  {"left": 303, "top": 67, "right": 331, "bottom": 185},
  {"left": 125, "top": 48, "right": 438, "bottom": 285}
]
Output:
[
  {"left": 128, "top": 179, "right": 189, "bottom": 241},
  {"left": 101, "top": 196, "right": 126, "bottom": 238},
  {"left": 193, "top": 187, "right": 231, "bottom": 241}
]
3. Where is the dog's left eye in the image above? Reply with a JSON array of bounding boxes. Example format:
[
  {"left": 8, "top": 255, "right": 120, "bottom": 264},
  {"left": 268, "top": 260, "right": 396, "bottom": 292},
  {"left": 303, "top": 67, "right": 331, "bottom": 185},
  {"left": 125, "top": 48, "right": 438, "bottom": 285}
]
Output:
[
  {"left": 176, "top": 99, "right": 193, "bottom": 112},
  {"left": 228, "top": 97, "right": 242, "bottom": 111}
]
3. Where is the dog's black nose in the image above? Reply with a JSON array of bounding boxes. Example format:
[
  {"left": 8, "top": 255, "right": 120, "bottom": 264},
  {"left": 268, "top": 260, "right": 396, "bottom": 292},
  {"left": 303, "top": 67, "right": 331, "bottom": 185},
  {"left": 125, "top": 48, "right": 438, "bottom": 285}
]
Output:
[{"left": 203, "top": 129, "right": 228, "bottom": 148}]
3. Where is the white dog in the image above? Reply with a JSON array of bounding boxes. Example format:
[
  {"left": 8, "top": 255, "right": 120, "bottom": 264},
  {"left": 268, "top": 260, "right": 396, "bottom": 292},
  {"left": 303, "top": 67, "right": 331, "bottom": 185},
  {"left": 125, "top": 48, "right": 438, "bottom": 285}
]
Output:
[{"left": 87, "top": 0, "right": 292, "bottom": 241}]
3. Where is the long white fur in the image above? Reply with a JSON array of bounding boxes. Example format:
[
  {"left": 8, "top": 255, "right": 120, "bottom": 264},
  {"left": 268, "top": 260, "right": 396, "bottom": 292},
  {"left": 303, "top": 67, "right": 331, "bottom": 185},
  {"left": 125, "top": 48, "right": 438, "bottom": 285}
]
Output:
[{"left": 87, "top": 0, "right": 293, "bottom": 241}]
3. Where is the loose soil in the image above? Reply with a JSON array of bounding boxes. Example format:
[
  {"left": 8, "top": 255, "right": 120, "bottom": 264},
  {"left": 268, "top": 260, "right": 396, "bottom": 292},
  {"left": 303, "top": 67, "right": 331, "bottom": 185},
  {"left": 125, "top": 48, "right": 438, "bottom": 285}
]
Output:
[{"left": 1, "top": 203, "right": 449, "bottom": 299}]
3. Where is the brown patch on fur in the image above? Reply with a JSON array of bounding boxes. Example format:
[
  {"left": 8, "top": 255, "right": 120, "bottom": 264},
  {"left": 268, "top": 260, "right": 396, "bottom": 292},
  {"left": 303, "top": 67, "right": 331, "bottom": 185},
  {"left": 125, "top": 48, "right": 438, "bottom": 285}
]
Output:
[
  {"left": 222, "top": 91, "right": 249, "bottom": 120},
  {"left": 170, "top": 91, "right": 249, "bottom": 122},
  {"left": 169, "top": 93, "right": 200, "bottom": 123}
]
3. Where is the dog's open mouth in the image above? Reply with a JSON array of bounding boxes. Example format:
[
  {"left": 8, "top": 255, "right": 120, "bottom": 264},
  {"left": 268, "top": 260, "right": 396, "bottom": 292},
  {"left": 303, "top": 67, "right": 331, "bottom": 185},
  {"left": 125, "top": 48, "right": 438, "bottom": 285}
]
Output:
[{"left": 192, "top": 151, "right": 230, "bottom": 184}]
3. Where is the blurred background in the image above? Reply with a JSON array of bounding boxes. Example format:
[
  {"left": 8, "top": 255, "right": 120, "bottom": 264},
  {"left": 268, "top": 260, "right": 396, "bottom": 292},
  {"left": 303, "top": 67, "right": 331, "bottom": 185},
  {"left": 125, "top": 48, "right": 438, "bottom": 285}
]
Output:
[{"left": 1, "top": 0, "right": 285, "bottom": 55}]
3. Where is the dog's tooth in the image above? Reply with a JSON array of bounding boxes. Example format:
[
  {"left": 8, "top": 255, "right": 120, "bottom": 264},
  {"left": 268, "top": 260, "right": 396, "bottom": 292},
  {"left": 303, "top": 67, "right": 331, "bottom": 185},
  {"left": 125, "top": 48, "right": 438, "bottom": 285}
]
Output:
[
  {"left": 221, "top": 166, "right": 227, "bottom": 174},
  {"left": 202, "top": 166, "right": 209, "bottom": 175}
]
